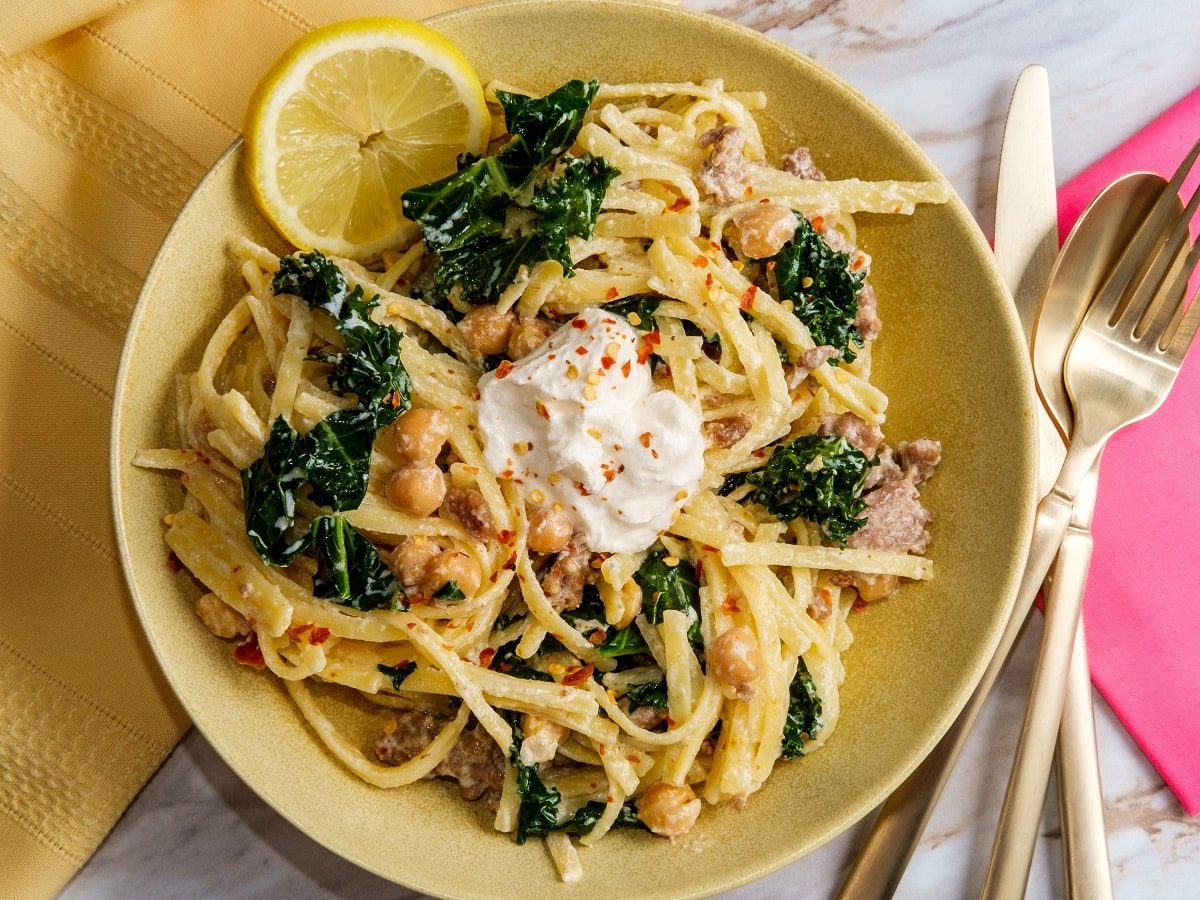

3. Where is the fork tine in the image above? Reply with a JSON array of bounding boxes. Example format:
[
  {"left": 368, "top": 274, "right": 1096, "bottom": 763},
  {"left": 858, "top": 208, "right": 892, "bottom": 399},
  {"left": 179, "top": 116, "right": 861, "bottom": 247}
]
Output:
[
  {"left": 1134, "top": 178, "right": 1200, "bottom": 340},
  {"left": 1163, "top": 241, "right": 1200, "bottom": 358},
  {"left": 1085, "top": 138, "right": 1200, "bottom": 327}
]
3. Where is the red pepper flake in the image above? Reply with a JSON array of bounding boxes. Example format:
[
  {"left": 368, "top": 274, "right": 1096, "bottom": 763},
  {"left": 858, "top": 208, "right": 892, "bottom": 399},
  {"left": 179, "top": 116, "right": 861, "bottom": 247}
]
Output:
[
  {"left": 702, "top": 544, "right": 719, "bottom": 553},
  {"left": 548, "top": 353, "right": 557, "bottom": 360},
  {"left": 500, "top": 468, "right": 514, "bottom": 479},
  {"left": 692, "top": 254, "right": 709, "bottom": 268},
  {"left": 766, "top": 260, "right": 776, "bottom": 271},
  {"left": 811, "top": 215, "right": 825, "bottom": 231},
  {"left": 705, "top": 272, "right": 714, "bottom": 288},
  {"left": 851, "top": 256, "right": 865, "bottom": 271},
  {"left": 496, "top": 529, "right": 514, "bottom": 545},
  {"left": 694, "top": 559, "right": 704, "bottom": 578},
  {"left": 621, "top": 360, "right": 632, "bottom": 377},
  {"left": 166, "top": 550, "right": 183, "bottom": 572},
  {"left": 571, "top": 317, "right": 588, "bottom": 330},
  {"left": 574, "top": 345, "right": 589, "bottom": 356},
  {"left": 651, "top": 449, "right": 660, "bottom": 459},
  {"left": 389, "top": 390, "right": 403, "bottom": 408},
  {"left": 639, "top": 432, "right": 653, "bottom": 448},
  {"left": 309, "top": 626, "right": 331, "bottom": 645},
  {"left": 607, "top": 794, "right": 616, "bottom": 803},
  {"left": 722, "top": 595, "right": 741, "bottom": 614},
  {"left": 666, "top": 716, "right": 676, "bottom": 728},
  {"left": 406, "top": 622, "right": 418, "bottom": 630},
  {"left": 489, "top": 571, "right": 500, "bottom": 583},
  {"left": 604, "top": 286, "right": 619, "bottom": 300},
  {"left": 603, "top": 469, "right": 616, "bottom": 483},
  {"left": 232, "top": 633, "right": 265, "bottom": 669},
  {"left": 287, "top": 622, "right": 314, "bottom": 641},
  {"left": 740, "top": 285, "right": 758, "bottom": 311},
  {"left": 504, "top": 553, "right": 517, "bottom": 570},
  {"left": 752, "top": 448, "right": 767, "bottom": 458},
  {"left": 597, "top": 743, "right": 608, "bottom": 756},
  {"left": 588, "top": 629, "right": 607, "bottom": 646},
  {"left": 626, "top": 754, "right": 639, "bottom": 763},
  {"left": 668, "top": 197, "right": 691, "bottom": 211},
  {"left": 853, "top": 597, "right": 868, "bottom": 611},
  {"left": 562, "top": 663, "right": 594, "bottom": 686},
  {"left": 535, "top": 401, "right": 551, "bottom": 420},
  {"left": 636, "top": 331, "right": 661, "bottom": 364},
  {"left": 479, "top": 647, "right": 496, "bottom": 668},
  {"left": 600, "top": 355, "right": 615, "bottom": 370},
  {"left": 495, "top": 359, "right": 515, "bottom": 379}
]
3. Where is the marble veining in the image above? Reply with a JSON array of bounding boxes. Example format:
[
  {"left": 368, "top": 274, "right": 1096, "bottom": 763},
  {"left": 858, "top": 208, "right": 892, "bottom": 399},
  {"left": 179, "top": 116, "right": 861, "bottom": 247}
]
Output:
[{"left": 65, "top": 0, "right": 1200, "bottom": 897}]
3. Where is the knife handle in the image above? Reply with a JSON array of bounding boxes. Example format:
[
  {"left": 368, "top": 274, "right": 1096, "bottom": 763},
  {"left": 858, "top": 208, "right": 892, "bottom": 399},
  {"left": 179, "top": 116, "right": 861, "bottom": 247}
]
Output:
[{"left": 1057, "top": 617, "right": 1114, "bottom": 900}]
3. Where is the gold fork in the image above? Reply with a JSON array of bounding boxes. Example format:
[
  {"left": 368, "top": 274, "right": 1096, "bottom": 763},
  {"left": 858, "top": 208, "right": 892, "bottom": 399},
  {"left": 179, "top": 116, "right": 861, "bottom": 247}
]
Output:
[{"left": 981, "top": 138, "right": 1200, "bottom": 899}]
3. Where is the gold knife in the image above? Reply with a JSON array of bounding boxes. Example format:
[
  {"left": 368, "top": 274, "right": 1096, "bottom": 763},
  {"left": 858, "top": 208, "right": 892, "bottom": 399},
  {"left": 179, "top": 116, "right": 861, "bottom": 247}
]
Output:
[{"left": 992, "top": 65, "right": 1112, "bottom": 900}]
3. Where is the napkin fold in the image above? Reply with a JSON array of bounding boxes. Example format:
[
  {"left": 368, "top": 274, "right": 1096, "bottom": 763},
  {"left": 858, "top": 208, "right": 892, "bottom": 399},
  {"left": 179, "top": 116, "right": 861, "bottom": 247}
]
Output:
[
  {"left": 0, "top": 1, "right": 485, "bottom": 897},
  {"left": 1056, "top": 85, "right": 1200, "bottom": 816}
]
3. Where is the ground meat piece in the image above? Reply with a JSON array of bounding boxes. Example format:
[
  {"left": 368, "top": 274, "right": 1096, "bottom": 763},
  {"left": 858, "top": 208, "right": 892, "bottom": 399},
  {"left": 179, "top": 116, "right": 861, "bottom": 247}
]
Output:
[
  {"left": 817, "top": 412, "right": 884, "bottom": 457},
  {"left": 629, "top": 705, "right": 669, "bottom": 730},
  {"left": 864, "top": 445, "right": 903, "bottom": 490},
  {"left": 856, "top": 281, "right": 882, "bottom": 342},
  {"left": 899, "top": 438, "right": 942, "bottom": 485},
  {"left": 441, "top": 487, "right": 493, "bottom": 541},
  {"left": 698, "top": 125, "right": 751, "bottom": 204},
  {"left": 780, "top": 146, "right": 826, "bottom": 181},
  {"left": 375, "top": 708, "right": 445, "bottom": 766},
  {"left": 507, "top": 315, "right": 554, "bottom": 359},
  {"left": 786, "top": 345, "right": 838, "bottom": 390},
  {"left": 807, "top": 585, "right": 834, "bottom": 623},
  {"left": 375, "top": 712, "right": 505, "bottom": 801},
  {"left": 195, "top": 593, "right": 250, "bottom": 639},
  {"left": 702, "top": 414, "right": 752, "bottom": 449},
  {"left": 438, "top": 721, "right": 506, "bottom": 801},
  {"left": 541, "top": 535, "right": 593, "bottom": 612},
  {"left": 847, "top": 477, "right": 932, "bottom": 554}
]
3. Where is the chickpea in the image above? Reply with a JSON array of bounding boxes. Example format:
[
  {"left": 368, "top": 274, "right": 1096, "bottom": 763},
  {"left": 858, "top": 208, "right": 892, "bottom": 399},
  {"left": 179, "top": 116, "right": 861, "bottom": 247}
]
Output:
[
  {"left": 459, "top": 304, "right": 515, "bottom": 355},
  {"left": 637, "top": 782, "right": 702, "bottom": 837},
  {"left": 854, "top": 573, "right": 899, "bottom": 602},
  {"left": 507, "top": 315, "right": 554, "bottom": 359},
  {"left": 732, "top": 202, "right": 798, "bottom": 258},
  {"left": 708, "top": 625, "right": 763, "bottom": 687},
  {"left": 385, "top": 465, "right": 446, "bottom": 517},
  {"left": 392, "top": 408, "right": 451, "bottom": 465},
  {"left": 388, "top": 538, "right": 440, "bottom": 591},
  {"left": 527, "top": 505, "right": 573, "bottom": 554},
  {"left": 420, "top": 549, "right": 482, "bottom": 599},
  {"left": 518, "top": 713, "right": 569, "bottom": 765}
]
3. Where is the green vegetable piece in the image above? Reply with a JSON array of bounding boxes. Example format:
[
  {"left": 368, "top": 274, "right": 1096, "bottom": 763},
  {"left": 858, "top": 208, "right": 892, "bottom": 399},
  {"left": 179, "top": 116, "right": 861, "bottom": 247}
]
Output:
[
  {"left": 772, "top": 214, "right": 866, "bottom": 362},
  {"left": 604, "top": 293, "right": 661, "bottom": 331},
  {"left": 555, "top": 800, "right": 646, "bottom": 835},
  {"left": 780, "top": 657, "right": 823, "bottom": 759},
  {"left": 271, "top": 252, "right": 347, "bottom": 312},
  {"left": 747, "top": 434, "right": 876, "bottom": 543},
  {"left": 241, "top": 417, "right": 311, "bottom": 565},
  {"left": 493, "top": 643, "right": 554, "bottom": 682},
  {"left": 377, "top": 661, "right": 416, "bottom": 691},
  {"left": 326, "top": 286, "right": 411, "bottom": 427},
  {"left": 530, "top": 153, "right": 620, "bottom": 266},
  {"left": 594, "top": 624, "right": 649, "bottom": 658},
  {"left": 433, "top": 580, "right": 466, "bottom": 602},
  {"left": 502, "top": 710, "right": 564, "bottom": 843},
  {"left": 303, "top": 407, "right": 378, "bottom": 512},
  {"left": 310, "top": 514, "right": 402, "bottom": 611},
  {"left": 637, "top": 548, "right": 703, "bottom": 651},
  {"left": 623, "top": 678, "right": 668, "bottom": 711}
]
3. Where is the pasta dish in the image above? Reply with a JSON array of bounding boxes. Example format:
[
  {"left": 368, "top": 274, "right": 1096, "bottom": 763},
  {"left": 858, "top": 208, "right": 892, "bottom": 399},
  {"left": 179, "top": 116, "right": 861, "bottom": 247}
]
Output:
[{"left": 136, "top": 76, "right": 947, "bottom": 881}]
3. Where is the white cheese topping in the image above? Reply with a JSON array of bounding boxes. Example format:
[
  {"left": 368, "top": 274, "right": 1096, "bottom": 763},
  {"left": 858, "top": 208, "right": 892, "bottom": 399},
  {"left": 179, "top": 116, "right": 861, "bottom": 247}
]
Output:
[{"left": 477, "top": 307, "right": 705, "bottom": 553}]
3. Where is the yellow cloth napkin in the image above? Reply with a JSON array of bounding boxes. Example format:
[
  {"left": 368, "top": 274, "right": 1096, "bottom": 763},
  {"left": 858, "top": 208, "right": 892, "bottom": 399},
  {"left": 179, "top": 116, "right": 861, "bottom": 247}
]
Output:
[{"left": 0, "top": 0, "right": 496, "bottom": 895}]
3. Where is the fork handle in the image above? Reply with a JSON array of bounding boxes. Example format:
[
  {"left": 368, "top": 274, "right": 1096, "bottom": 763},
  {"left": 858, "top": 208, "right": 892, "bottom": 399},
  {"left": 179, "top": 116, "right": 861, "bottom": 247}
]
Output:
[
  {"left": 835, "top": 486, "right": 1075, "bottom": 899},
  {"left": 981, "top": 515, "right": 1095, "bottom": 900},
  {"left": 1057, "top": 616, "right": 1114, "bottom": 900}
]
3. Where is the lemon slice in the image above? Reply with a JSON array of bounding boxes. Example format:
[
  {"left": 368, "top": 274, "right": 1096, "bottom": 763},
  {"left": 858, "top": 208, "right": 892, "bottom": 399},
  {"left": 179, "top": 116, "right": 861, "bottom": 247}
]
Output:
[{"left": 244, "top": 18, "right": 490, "bottom": 259}]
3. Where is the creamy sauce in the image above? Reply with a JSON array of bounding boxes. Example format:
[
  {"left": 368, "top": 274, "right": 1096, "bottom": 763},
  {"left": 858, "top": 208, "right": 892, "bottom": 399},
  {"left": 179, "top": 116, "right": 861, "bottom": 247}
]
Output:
[{"left": 477, "top": 307, "right": 705, "bottom": 553}]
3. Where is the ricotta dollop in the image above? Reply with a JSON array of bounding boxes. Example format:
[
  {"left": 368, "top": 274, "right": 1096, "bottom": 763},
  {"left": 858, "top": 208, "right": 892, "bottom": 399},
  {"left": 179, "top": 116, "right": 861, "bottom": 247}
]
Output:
[{"left": 477, "top": 307, "right": 705, "bottom": 553}]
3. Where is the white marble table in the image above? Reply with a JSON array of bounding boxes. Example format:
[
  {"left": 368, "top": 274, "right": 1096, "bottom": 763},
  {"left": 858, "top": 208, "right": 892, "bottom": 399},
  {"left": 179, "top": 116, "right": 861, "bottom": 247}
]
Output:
[{"left": 67, "top": 1, "right": 1200, "bottom": 897}]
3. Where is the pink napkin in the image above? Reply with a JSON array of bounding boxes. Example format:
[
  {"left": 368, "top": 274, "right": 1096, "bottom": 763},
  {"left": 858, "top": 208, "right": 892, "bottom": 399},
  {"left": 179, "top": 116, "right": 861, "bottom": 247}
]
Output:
[{"left": 1056, "top": 85, "right": 1200, "bottom": 815}]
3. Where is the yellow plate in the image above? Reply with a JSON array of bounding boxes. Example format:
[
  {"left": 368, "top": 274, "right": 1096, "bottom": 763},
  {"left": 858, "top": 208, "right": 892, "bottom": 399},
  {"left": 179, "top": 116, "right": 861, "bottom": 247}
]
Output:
[{"left": 112, "top": 2, "right": 1036, "bottom": 897}]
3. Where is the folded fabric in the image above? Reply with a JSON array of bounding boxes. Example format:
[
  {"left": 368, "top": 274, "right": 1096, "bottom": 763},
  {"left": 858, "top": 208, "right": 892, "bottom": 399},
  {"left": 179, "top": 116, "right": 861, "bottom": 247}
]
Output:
[{"left": 1056, "top": 84, "right": 1200, "bottom": 815}]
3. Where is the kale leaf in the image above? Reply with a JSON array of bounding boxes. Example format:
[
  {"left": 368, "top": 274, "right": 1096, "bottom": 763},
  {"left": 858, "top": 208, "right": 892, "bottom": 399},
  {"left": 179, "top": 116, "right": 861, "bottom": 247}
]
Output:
[
  {"left": 746, "top": 434, "right": 876, "bottom": 543},
  {"left": 377, "top": 661, "right": 416, "bottom": 691},
  {"left": 502, "top": 710, "right": 564, "bottom": 843},
  {"left": 624, "top": 678, "right": 668, "bottom": 711},
  {"left": 493, "top": 643, "right": 554, "bottom": 682},
  {"left": 555, "top": 800, "right": 646, "bottom": 835},
  {"left": 433, "top": 580, "right": 466, "bottom": 602},
  {"left": 595, "top": 624, "right": 649, "bottom": 658},
  {"left": 272, "top": 252, "right": 347, "bottom": 312},
  {"left": 303, "top": 407, "right": 379, "bottom": 512},
  {"left": 402, "top": 80, "right": 617, "bottom": 304},
  {"left": 604, "top": 294, "right": 661, "bottom": 331},
  {"left": 780, "top": 657, "right": 823, "bottom": 759},
  {"left": 310, "top": 514, "right": 402, "bottom": 611},
  {"left": 772, "top": 214, "right": 866, "bottom": 362},
  {"left": 637, "top": 548, "right": 703, "bottom": 651},
  {"left": 241, "top": 416, "right": 311, "bottom": 565},
  {"left": 326, "top": 287, "right": 411, "bottom": 427}
]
